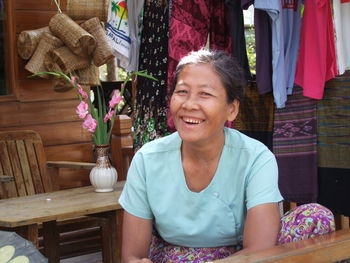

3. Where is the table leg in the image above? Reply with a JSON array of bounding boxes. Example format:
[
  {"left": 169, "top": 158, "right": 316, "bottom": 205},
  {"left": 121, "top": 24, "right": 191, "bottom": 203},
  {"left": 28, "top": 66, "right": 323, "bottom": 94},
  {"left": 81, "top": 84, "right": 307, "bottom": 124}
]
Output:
[
  {"left": 15, "top": 224, "right": 39, "bottom": 247},
  {"left": 43, "top": 220, "right": 60, "bottom": 263},
  {"left": 95, "top": 210, "right": 123, "bottom": 263}
]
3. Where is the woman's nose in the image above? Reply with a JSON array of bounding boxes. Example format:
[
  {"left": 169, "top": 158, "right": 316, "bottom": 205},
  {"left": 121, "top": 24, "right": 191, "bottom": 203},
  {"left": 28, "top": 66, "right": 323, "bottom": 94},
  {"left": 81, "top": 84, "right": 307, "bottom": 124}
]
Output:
[{"left": 181, "top": 93, "right": 199, "bottom": 110}]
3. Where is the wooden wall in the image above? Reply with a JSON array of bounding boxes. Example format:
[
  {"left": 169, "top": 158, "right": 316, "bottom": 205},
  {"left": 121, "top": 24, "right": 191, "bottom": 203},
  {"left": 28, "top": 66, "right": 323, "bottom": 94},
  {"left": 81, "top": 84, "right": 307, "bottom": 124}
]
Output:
[{"left": 0, "top": 0, "right": 93, "bottom": 189}]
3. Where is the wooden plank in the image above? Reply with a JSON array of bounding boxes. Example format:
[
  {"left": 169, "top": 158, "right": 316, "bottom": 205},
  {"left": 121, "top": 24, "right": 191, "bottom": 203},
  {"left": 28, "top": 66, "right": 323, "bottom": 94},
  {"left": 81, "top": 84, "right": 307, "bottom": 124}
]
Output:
[
  {"left": 14, "top": 0, "right": 67, "bottom": 11},
  {"left": 0, "top": 141, "right": 18, "bottom": 198},
  {"left": 16, "top": 139, "right": 36, "bottom": 195},
  {"left": 56, "top": 169, "right": 91, "bottom": 190},
  {"left": 34, "top": 140, "right": 53, "bottom": 193},
  {"left": 7, "top": 140, "right": 27, "bottom": 196},
  {"left": 5, "top": 0, "right": 18, "bottom": 97},
  {"left": 214, "top": 229, "right": 350, "bottom": 263},
  {"left": 25, "top": 140, "right": 45, "bottom": 194},
  {"left": 45, "top": 143, "right": 94, "bottom": 162},
  {"left": 0, "top": 122, "right": 91, "bottom": 146},
  {"left": 14, "top": 10, "right": 57, "bottom": 33},
  {"left": 0, "top": 100, "right": 80, "bottom": 127},
  {"left": 17, "top": 79, "right": 77, "bottom": 102}
]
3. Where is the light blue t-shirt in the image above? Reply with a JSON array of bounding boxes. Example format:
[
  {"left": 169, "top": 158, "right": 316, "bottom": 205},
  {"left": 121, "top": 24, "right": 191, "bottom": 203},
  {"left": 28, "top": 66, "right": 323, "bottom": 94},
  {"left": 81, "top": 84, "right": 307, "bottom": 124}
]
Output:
[{"left": 119, "top": 128, "right": 283, "bottom": 247}]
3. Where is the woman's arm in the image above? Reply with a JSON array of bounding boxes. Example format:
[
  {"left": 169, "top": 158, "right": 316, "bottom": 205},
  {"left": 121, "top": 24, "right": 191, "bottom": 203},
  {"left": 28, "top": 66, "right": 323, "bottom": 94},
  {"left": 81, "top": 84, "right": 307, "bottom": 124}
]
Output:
[
  {"left": 122, "top": 211, "right": 154, "bottom": 263},
  {"left": 234, "top": 202, "right": 281, "bottom": 255}
]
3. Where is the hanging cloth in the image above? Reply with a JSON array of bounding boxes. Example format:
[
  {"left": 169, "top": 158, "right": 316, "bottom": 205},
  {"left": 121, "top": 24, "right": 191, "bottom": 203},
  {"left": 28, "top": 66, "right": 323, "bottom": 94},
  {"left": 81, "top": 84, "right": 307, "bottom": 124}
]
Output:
[
  {"left": 225, "top": 0, "right": 252, "bottom": 81},
  {"left": 294, "top": 0, "right": 338, "bottom": 99},
  {"left": 167, "top": 0, "right": 232, "bottom": 132},
  {"left": 106, "top": 0, "right": 131, "bottom": 69},
  {"left": 333, "top": 0, "right": 350, "bottom": 75},
  {"left": 273, "top": 86, "right": 318, "bottom": 203},
  {"left": 254, "top": 0, "right": 288, "bottom": 109},
  {"left": 133, "top": 0, "right": 170, "bottom": 150}
]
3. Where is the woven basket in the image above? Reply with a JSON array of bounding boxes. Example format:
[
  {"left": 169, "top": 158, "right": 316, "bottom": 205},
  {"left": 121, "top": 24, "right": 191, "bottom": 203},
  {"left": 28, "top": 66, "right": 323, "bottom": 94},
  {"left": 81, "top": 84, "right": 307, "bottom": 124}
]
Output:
[
  {"left": 66, "top": 0, "right": 109, "bottom": 22},
  {"left": 49, "top": 13, "right": 96, "bottom": 57},
  {"left": 47, "top": 46, "right": 91, "bottom": 74},
  {"left": 80, "top": 17, "right": 114, "bottom": 67},
  {"left": 24, "top": 32, "right": 63, "bottom": 78},
  {"left": 17, "top": 27, "right": 50, "bottom": 60},
  {"left": 52, "top": 77, "right": 74, "bottom": 92},
  {"left": 77, "top": 64, "right": 100, "bottom": 86}
]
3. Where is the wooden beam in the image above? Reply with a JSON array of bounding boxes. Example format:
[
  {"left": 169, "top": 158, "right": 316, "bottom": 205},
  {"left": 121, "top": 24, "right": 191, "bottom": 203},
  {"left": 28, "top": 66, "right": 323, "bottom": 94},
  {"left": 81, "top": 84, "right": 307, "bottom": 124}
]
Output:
[{"left": 214, "top": 229, "right": 350, "bottom": 263}]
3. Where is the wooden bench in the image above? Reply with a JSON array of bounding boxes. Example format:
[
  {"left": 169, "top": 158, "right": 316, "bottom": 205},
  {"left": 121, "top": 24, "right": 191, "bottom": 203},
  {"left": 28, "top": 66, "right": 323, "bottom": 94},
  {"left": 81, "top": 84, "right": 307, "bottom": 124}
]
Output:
[{"left": 214, "top": 229, "right": 350, "bottom": 263}]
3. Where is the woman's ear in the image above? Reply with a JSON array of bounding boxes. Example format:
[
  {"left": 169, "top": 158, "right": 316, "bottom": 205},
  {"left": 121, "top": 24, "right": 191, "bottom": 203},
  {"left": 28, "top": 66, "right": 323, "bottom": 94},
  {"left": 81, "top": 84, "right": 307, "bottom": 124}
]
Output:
[{"left": 227, "top": 99, "right": 240, "bottom": 122}]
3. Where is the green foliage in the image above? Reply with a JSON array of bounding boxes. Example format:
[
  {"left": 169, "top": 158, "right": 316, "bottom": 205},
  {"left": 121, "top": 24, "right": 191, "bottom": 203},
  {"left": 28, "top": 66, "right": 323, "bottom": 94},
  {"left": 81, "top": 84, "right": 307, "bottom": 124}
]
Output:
[{"left": 245, "top": 26, "right": 256, "bottom": 76}]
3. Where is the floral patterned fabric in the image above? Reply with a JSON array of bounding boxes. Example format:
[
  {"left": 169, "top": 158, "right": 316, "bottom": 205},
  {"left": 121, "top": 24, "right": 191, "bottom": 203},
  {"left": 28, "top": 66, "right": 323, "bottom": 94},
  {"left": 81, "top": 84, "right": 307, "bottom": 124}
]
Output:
[
  {"left": 133, "top": 0, "right": 170, "bottom": 150},
  {"left": 149, "top": 203, "right": 335, "bottom": 263}
]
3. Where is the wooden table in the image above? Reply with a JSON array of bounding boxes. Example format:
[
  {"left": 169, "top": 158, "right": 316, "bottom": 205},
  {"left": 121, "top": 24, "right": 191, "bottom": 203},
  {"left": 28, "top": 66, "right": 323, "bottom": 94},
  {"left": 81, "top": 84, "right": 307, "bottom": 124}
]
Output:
[{"left": 0, "top": 181, "right": 125, "bottom": 263}]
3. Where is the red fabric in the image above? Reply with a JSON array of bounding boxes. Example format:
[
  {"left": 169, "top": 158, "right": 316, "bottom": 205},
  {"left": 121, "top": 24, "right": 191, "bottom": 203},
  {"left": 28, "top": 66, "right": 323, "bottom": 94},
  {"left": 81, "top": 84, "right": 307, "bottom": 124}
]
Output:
[
  {"left": 167, "top": 0, "right": 232, "bottom": 131},
  {"left": 341, "top": 0, "right": 350, "bottom": 3},
  {"left": 294, "top": 0, "right": 338, "bottom": 100}
]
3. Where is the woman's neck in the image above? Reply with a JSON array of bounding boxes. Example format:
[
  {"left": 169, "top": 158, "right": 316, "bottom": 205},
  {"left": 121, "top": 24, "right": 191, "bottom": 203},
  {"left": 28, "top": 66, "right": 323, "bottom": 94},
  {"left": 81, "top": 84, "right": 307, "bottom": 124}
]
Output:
[{"left": 181, "top": 132, "right": 225, "bottom": 164}]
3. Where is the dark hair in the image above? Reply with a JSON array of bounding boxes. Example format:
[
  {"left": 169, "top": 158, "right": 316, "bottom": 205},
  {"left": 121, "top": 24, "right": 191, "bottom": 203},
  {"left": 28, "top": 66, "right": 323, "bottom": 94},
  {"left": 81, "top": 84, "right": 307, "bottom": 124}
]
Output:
[{"left": 171, "top": 49, "right": 246, "bottom": 103}]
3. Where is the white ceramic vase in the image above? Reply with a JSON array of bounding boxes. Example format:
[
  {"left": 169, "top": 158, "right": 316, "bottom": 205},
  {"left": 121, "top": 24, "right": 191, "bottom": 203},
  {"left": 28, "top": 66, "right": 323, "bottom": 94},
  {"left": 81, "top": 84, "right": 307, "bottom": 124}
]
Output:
[{"left": 89, "top": 145, "right": 118, "bottom": 192}]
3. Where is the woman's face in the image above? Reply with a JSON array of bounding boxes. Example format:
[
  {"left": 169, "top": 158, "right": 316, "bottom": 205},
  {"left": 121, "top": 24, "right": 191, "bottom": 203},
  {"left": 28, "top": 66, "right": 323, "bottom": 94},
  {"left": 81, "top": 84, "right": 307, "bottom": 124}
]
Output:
[{"left": 170, "top": 63, "right": 239, "bottom": 145}]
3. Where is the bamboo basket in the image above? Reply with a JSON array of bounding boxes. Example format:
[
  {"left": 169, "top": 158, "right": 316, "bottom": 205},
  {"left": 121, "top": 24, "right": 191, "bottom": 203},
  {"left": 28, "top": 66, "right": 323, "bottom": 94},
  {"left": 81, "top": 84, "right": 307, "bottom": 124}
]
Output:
[
  {"left": 46, "top": 46, "right": 91, "bottom": 74},
  {"left": 24, "top": 32, "right": 63, "bottom": 78},
  {"left": 52, "top": 77, "right": 74, "bottom": 92},
  {"left": 66, "top": 0, "right": 109, "bottom": 22},
  {"left": 17, "top": 27, "right": 50, "bottom": 60},
  {"left": 49, "top": 13, "right": 96, "bottom": 57},
  {"left": 77, "top": 64, "right": 101, "bottom": 86},
  {"left": 80, "top": 17, "right": 114, "bottom": 67}
]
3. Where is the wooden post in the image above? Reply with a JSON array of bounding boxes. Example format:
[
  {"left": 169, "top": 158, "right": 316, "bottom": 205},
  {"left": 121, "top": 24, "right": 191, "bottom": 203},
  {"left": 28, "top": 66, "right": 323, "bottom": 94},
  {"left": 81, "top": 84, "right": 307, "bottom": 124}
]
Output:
[{"left": 111, "top": 115, "right": 133, "bottom": 181}]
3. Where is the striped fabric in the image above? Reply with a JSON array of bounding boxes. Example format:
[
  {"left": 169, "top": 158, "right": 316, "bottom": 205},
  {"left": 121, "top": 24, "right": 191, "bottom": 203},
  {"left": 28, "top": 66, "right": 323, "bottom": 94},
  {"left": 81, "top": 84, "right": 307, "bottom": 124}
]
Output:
[
  {"left": 317, "top": 75, "right": 350, "bottom": 169},
  {"left": 235, "top": 82, "right": 274, "bottom": 150},
  {"left": 273, "top": 86, "right": 317, "bottom": 203},
  {"left": 317, "top": 73, "right": 350, "bottom": 217}
]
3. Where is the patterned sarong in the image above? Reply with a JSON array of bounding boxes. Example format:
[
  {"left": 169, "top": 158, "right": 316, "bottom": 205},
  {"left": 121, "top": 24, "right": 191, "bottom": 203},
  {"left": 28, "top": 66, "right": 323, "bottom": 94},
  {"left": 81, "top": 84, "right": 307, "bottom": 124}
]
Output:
[{"left": 149, "top": 203, "right": 335, "bottom": 263}]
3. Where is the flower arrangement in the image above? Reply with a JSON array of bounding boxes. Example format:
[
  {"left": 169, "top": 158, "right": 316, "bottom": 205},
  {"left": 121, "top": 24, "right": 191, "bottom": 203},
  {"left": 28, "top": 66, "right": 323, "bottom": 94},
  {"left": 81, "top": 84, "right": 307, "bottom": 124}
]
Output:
[{"left": 33, "top": 71, "right": 157, "bottom": 145}]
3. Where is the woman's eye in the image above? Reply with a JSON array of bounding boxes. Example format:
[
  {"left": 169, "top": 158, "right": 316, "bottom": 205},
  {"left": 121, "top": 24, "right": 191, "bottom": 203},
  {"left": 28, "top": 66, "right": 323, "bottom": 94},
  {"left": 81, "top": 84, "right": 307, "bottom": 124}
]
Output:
[
  {"left": 175, "top": 89, "right": 187, "bottom": 94},
  {"left": 201, "top": 92, "right": 212, "bottom": 96}
]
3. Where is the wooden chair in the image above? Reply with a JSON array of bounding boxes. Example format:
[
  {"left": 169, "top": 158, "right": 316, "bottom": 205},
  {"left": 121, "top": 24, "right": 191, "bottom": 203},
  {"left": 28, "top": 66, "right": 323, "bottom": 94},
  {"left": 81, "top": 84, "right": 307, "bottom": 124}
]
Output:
[{"left": 0, "top": 130, "right": 108, "bottom": 261}]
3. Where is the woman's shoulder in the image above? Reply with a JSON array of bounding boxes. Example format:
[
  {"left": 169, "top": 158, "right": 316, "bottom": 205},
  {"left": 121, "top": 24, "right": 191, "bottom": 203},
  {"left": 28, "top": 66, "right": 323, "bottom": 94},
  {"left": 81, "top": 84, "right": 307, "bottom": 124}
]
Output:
[
  {"left": 137, "top": 132, "right": 181, "bottom": 155},
  {"left": 224, "top": 128, "right": 271, "bottom": 153}
]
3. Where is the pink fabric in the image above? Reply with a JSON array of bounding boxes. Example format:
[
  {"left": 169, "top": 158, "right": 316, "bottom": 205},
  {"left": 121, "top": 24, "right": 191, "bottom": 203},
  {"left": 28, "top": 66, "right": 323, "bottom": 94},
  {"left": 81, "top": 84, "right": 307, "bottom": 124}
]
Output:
[
  {"left": 294, "top": 0, "right": 338, "bottom": 100},
  {"left": 167, "top": 0, "right": 232, "bottom": 131}
]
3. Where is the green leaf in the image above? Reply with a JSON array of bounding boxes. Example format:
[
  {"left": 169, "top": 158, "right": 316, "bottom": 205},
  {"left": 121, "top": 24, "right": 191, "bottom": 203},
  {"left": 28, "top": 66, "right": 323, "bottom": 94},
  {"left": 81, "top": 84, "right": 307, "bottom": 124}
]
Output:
[{"left": 133, "top": 71, "right": 158, "bottom": 81}]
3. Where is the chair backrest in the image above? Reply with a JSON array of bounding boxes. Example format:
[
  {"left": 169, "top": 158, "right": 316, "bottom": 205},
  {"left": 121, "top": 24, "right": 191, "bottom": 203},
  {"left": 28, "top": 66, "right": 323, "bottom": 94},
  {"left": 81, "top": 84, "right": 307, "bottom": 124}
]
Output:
[{"left": 0, "top": 130, "right": 53, "bottom": 199}]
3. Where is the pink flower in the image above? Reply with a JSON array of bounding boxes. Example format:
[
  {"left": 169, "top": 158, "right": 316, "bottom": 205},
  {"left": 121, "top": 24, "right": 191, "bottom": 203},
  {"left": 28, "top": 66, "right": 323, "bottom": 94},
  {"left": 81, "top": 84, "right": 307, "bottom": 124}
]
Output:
[
  {"left": 82, "top": 114, "right": 97, "bottom": 133},
  {"left": 76, "top": 101, "right": 89, "bottom": 119},
  {"left": 78, "top": 86, "right": 88, "bottom": 100},
  {"left": 71, "top": 76, "right": 77, "bottom": 86},
  {"left": 109, "top": 89, "right": 123, "bottom": 108},
  {"left": 104, "top": 109, "right": 116, "bottom": 122}
]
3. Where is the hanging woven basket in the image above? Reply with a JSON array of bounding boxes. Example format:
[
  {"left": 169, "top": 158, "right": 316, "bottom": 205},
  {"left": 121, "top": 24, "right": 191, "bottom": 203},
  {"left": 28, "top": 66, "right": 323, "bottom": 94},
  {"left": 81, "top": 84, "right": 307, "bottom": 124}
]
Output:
[
  {"left": 49, "top": 13, "right": 96, "bottom": 57},
  {"left": 52, "top": 76, "right": 74, "bottom": 92},
  {"left": 46, "top": 46, "right": 91, "bottom": 74},
  {"left": 66, "top": 0, "right": 109, "bottom": 22},
  {"left": 24, "top": 32, "right": 63, "bottom": 77},
  {"left": 77, "top": 64, "right": 101, "bottom": 86},
  {"left": 80, "top": 17, "right": 114, "bottom": 67},
  {"left": 17, "top": 27, "right": 50, "bottom": 60}
]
